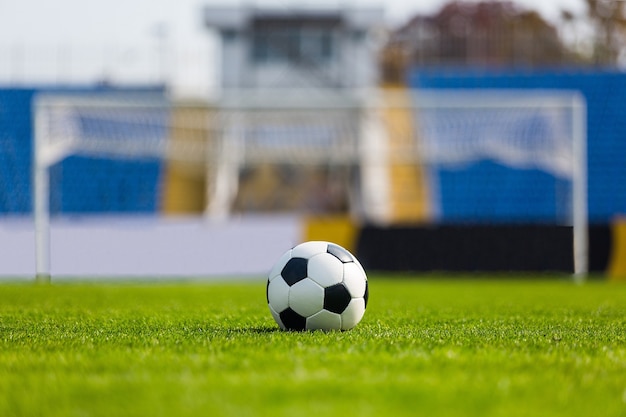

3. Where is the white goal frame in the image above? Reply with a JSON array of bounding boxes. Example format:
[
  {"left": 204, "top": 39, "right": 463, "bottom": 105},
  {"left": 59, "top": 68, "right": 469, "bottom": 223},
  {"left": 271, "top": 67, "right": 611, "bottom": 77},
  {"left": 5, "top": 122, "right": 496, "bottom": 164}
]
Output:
[
  {"left": 412, "top": 90, "right": 587, "bottom": 280},
  {"left": 32, "top": 89, "right": 587, "bottom": 281}
]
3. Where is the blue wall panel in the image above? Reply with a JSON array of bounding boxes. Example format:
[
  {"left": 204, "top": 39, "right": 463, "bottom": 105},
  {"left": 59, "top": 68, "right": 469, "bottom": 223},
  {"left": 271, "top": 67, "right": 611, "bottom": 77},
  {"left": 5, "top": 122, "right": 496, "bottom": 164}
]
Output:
[
  {"left": 410, "top": 69, "right": 626, "bottom": 223},
  {"left": 0, "top": 89, "right": 36, "bottom": 213},
  {"left": 436, "top": 161, "right": 568, "bottom": 223},
  {"left": 50, "top": 157, "right": 162, "bottom": 213}
]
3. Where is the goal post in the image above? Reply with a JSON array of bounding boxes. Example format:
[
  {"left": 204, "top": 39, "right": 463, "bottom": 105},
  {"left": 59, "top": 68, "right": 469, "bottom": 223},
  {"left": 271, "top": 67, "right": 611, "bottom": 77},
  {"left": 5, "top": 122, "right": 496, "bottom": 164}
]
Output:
[
  {"left": 33, "top": 94, "right": 175, "bottom": 283},
  {"left": 406, "top": 90, "right": 587, "bottom": 279},
  {"left": 32, "top": 89, "right": 587, "bottom": 280}
]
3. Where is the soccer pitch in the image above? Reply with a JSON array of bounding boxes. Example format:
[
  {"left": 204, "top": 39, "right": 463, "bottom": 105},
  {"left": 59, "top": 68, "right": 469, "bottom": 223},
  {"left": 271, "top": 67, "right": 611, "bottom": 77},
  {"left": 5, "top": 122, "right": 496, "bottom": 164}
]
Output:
[{"left": 1, "top": 276, "right": 625, "bottom": 417}]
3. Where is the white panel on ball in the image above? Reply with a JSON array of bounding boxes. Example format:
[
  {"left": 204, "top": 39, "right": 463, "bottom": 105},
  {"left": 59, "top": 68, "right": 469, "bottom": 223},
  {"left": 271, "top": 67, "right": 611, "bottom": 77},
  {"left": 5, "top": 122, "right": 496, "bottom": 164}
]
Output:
[
  {"left": 342, "top": 262, "right": 367, "bottom": 297},
  {"left": 307, "top": 310, "right": 341, "bottom": 331},
  {"left": 289, "top": 278, "right": 324, "bottom": 317},
  {"left": 267, "top": 277, "right": 290, "bottom": 312},
  {"left": 291, "top": 241, "right": 329, "bottom": 259},
  {"left": 307, "top": 253, "right": 344, "bottom": 287},
  {"left": 340, "top": 298, "right": 366, "bottom": 330},
  {"left": 268, "top": 249, "right": 292, "bottom": 282}
]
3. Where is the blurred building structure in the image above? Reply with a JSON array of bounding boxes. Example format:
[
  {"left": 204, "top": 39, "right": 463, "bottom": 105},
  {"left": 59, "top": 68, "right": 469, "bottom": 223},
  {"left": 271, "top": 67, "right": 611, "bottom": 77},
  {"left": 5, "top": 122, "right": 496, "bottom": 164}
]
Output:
[
  {"left": 195, "top": 5, "right": 387, "bottom": 219},
  {"left": 204, "top": 5, "right": 383, "bottom": 90}
]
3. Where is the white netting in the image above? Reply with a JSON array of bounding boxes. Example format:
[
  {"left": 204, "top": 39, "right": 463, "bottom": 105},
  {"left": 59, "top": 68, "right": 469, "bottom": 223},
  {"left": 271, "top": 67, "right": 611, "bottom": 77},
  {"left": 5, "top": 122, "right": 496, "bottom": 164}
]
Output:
[
  {"left": 37, "top": 94, "right": 364, "bottom": 166},
  {"left": 410, "top": 90, "right": 577, "bottom": 178},
  {"left": 216, "top": 107, "right": 360, "bottom": 164},
  {"left": 34, "top": 90, "right": 585, "bottom": 211},
  {"left": 37, "top": 95, "right": 181, "bottom": 164}
]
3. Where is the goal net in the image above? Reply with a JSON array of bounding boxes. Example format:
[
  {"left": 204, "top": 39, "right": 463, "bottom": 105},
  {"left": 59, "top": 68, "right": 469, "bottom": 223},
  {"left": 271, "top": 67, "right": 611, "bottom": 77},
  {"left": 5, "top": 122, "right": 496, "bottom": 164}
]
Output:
[{"left": 32, "top": 89, "right": 586, "bottom": 280}]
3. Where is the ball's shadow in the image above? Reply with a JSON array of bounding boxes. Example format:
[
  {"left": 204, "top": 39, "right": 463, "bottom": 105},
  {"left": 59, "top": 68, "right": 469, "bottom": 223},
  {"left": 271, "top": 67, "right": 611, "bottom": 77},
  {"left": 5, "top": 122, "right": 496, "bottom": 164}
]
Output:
[{"left": 229, "top": 326, "right": 281, "bottom": 334}]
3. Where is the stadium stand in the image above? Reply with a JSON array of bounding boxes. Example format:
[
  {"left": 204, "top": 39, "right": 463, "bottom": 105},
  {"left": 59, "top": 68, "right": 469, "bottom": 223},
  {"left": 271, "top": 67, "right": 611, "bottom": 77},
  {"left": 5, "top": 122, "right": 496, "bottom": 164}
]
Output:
[{"left": 409, "top": 69, "right": 626, "bottom": 224}]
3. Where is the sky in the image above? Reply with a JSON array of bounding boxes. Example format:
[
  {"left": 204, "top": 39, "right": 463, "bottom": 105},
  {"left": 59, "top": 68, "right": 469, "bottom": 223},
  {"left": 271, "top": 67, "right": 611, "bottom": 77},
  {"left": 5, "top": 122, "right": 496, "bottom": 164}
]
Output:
[{"left": 0, "top": 0, "right": 588, "bottom": 97}]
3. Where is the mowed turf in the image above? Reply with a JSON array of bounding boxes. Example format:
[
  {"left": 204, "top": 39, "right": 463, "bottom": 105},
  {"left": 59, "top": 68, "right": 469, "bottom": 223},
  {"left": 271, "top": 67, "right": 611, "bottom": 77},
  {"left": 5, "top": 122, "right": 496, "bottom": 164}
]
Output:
[{"left": 1, "top": 277, "right": 625, "bottom": 417}]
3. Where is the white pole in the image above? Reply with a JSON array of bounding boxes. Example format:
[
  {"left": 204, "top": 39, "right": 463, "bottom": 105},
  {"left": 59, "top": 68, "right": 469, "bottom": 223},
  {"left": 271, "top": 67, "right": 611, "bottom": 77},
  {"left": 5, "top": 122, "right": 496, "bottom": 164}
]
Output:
[
  {"left": 572, "top": 93, "right": 588, "bottom": 281},
  {"left": 33, "top": 98, "right": 51, "bottom": 283},
  {"left": 206, "top": 111, "right": 239, "bottom": 220}
]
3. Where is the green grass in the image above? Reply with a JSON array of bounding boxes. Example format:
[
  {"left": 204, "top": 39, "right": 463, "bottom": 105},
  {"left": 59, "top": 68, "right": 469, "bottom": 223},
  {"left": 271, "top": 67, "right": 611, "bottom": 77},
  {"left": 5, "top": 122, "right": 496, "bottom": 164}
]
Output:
[{"left": 1, "top": 276, "right": 625, "bottom": 417}]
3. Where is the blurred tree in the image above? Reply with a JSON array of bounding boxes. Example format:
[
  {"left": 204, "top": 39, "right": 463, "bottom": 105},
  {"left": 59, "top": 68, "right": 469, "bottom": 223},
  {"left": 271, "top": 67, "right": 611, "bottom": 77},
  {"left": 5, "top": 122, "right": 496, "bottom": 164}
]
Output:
[
  {"left": 380, "top": 1, "right": 579, "bottom": 84},
  {"left": 585, "top": 0, "right": 626, "bottom": 65}
]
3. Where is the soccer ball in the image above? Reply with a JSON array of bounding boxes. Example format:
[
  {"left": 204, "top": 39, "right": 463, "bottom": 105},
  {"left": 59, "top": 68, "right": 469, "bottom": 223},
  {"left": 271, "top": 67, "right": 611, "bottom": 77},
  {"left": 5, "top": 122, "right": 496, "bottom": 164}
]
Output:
[{"left": 266, "top": 241, "right": 369, "bottom": 331}]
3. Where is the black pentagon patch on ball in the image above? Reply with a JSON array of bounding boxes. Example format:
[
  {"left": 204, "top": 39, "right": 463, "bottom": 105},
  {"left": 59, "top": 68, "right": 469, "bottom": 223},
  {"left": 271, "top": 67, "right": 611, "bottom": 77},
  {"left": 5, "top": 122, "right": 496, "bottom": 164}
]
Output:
[
  {"left": 281, "top": 257, "right": 308, "bottom": 286},
  {"left": 364, "top": 281, "right": 369, "bottom": 308},
  {"left": 327, "top": 243, "right": 354, "bottom": 263},
  {"left": 266, "top": 280, "right": 270, "bottom": 304},
  {"left": 324, "top": 283, "right": 352, "bottom": 314},
  {"left": 279, "top": 308, "right": 307, "bottom": 331}
]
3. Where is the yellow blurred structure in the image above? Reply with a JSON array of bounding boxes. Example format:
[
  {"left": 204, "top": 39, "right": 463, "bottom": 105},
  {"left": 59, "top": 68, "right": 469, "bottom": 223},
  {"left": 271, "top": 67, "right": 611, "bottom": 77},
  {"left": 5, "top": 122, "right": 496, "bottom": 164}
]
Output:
[
  {"left": 382, "top": 86, "right": 432, "bottom": 223},
  {"left": 161, "top": 103, "right": 212, "bottom": 214},
  {"left": 608, "top": 218, "right": 626, "bottom": 281},
  {"left": 303, "top": 216, "right": 358, "bottom": 254}
]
